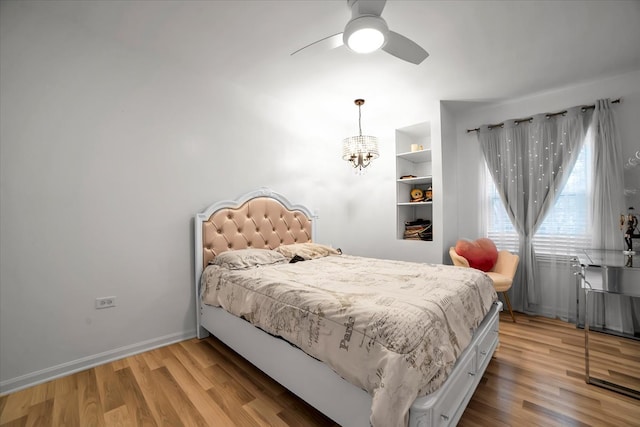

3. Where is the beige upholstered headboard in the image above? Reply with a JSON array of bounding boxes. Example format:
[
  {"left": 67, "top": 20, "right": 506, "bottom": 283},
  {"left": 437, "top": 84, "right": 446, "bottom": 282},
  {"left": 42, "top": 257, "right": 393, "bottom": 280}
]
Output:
[
  {"left": 201, "top": 195, "right": 312, "bottom": 269},
  {"left": 194, "top": 188, "right": 315, "bottom": 337}
]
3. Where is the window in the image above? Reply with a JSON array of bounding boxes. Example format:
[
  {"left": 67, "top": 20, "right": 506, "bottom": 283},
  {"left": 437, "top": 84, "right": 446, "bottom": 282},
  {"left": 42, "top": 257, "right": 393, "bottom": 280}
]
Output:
[{"left": 485, "top": 140, "right": 592, "bottom": 255}]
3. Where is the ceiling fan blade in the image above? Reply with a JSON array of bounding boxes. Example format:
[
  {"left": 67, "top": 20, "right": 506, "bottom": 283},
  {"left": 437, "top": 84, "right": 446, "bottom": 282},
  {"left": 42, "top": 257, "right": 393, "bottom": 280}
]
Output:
[
  {"left": 291, "top": 32, "right": 344, "bottom": 56},
  {"left": 349, "top": 0, "right": 386, "bottom": 17},
  {"left": 382, "top": 30, "right": 429, "bottom": 64}
]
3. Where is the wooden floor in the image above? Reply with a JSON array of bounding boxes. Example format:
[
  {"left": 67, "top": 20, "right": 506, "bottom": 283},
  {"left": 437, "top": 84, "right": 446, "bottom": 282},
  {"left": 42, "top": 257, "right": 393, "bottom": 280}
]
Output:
[{"left": 1, "top": 312, "right": 639, "bottom": 426}]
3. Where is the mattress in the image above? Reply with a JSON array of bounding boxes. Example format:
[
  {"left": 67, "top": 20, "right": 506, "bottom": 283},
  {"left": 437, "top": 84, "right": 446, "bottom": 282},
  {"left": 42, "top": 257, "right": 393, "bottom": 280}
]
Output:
[{"left": 201, "top": 254, "right": 497, "bottom": 427}]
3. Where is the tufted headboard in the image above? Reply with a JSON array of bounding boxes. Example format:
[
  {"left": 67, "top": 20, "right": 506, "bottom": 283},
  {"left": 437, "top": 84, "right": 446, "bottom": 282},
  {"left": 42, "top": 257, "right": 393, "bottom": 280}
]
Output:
[
  {"left": 194, "top": 188, "right": 315, "bottom": 336},
  {"left": 200, "top": 194, "right": 313, "bottom": 268}
]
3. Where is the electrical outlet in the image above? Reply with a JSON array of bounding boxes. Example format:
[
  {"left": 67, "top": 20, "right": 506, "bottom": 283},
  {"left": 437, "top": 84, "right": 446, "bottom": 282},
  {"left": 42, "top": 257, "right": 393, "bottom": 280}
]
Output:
[{"left": 95, "top": 296, "right": 116, "bottom": 309}]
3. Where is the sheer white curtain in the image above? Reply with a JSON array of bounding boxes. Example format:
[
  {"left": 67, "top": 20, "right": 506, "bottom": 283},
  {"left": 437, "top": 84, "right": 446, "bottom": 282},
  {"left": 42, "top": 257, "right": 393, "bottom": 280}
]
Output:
[
  {"left": 589, "top": 99, "right": 632, "bottom": 333},
  {"left": 591, "top": 99, "right": 625, "bottom": 250},
  {"left": 478, "top": 107, "right": 591, "bottom": 315}
]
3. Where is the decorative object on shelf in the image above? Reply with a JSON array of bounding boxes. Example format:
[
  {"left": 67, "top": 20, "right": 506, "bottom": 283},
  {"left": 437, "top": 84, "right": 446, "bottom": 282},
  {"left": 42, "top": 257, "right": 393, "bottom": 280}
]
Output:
[
  {"left": 399, "top": 175, "right": 417, "bottom": 180},
  {"left": 410, "top": 188, "right": 424, "bottom": 202},
  {"left": 342, "top": 99, "right": 379, "bottom": 172},
  {"left": 425, "top": 186, "right": 433, "bottom": 201},
  {"left": 411, "top": 144, "right": 419, "bottom": 152},
  {"left": 404, "top": 219, "right": 432, "bottom": 241},
  {"left": 620, "top": 206, "right": 639, "bottom": 254}
]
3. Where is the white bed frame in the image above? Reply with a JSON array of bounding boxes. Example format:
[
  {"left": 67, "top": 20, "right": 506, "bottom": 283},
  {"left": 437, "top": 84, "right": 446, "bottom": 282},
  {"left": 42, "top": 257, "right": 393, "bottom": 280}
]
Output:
[{"left": 194, "top": 188, "right": 502, "bottom": 427}]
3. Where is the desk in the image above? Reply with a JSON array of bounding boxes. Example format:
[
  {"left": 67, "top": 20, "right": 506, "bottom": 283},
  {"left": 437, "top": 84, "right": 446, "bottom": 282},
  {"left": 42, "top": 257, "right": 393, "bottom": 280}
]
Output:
[{"left": 575, "top": 249, "right": 640, "bottom": 398}]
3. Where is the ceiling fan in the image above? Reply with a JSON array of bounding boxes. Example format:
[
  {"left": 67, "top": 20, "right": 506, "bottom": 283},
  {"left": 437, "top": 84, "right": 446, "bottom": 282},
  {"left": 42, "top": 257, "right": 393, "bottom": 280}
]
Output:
[{"left": 291, "top": 0, "right": 428, "bottom": 65}]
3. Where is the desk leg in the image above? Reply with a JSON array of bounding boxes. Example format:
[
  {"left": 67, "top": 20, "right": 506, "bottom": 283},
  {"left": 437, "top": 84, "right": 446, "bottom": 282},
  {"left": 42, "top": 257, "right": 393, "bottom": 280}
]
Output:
[
  {"left": 584, "top": 288, "right": 640, "bottom": 399},
  {"left": 584, "top": 288, "right": 591, "bottom": 384}
]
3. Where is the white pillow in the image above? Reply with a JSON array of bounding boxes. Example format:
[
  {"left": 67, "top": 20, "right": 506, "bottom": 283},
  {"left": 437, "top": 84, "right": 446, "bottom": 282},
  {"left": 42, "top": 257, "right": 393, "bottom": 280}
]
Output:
[{"left": 211, "top": 249, "right": 287, "bottom": 270}]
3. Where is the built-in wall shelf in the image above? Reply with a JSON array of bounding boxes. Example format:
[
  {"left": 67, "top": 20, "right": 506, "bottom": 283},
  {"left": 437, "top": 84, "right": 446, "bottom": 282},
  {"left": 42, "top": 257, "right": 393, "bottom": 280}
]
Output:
[
  {"left": 396, "top": 149, "right": 432, "bottom": 163},
  {"left": 396, "top": 122, "right": 433, "bottom": 241},
  {"left": 397, "top": 176, "right": 433, "bottom": 185},
  {"left": 397, "top": 201, "right": 433, "bottom": 206}
]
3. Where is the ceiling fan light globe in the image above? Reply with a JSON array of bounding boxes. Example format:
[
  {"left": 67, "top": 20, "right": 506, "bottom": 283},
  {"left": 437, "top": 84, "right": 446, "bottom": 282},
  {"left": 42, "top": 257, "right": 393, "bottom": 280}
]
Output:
[
  {"left": 343, "top": 15, "right": 388, "bottom": 53},
  {"left": 347, "top": 28, "right": 385, "bottom": 53}
]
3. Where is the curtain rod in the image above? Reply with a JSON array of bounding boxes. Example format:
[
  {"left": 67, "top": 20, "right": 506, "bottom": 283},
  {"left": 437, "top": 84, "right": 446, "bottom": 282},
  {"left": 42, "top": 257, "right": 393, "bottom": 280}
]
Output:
[{"left": 466, "top": 98, "right": 621, "bottom": 133}]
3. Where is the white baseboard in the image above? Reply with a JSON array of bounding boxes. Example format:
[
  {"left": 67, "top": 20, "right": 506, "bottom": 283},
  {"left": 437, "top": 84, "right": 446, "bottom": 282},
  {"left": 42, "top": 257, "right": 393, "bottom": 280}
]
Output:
[{"left": 0, "top": 329, "right": 196, "bottom": 395}]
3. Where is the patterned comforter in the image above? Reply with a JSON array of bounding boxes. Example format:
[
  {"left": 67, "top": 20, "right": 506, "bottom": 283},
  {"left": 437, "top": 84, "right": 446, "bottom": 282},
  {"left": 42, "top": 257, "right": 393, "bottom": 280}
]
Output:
[{"left": 201, "top": 254, "right": 497, "bottom": 427}]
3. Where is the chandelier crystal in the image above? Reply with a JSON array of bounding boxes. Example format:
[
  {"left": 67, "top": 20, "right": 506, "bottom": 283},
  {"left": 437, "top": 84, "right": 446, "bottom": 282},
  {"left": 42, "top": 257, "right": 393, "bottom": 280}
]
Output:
[{"left": 342, "top": 99, "right": 379, "bottom": 171}]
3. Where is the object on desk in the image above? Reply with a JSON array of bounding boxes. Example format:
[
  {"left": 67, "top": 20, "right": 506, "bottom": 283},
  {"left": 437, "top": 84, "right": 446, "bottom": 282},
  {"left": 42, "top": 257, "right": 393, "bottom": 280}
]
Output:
[{"left": 620, "top": 207, "right": 639, "bottom": 254}]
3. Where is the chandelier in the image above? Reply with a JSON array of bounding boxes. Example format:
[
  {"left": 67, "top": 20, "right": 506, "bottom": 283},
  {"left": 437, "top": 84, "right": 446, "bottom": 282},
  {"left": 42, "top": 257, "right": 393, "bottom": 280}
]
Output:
[{"left": 342, "top": 99, "right": 379, "bottom": 171}]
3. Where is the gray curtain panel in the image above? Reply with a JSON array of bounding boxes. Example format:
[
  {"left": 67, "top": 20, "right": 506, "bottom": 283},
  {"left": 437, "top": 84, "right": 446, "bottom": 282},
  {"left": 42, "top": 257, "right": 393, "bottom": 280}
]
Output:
[{"left": 478, "top": 107, "right": 591, "bottom": 310}]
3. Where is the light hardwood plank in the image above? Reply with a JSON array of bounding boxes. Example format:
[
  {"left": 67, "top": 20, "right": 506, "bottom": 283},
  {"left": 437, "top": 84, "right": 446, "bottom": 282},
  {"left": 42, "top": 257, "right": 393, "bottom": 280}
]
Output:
[
  {"left": 51, "top": 375, "right": 79, "bottom": 427},
  {"left": 150, "top": 367, "right": 209, "bottom": 427},
  {"left": 28, "top": 381, "right": 55, "bottom": 407},
  {"left": 24, "top": 399, "right": 53, "bottom": 427},
  {"left": 206, "top": 386, "right": 260, "bottom": 427},
  {"left": 126, "top": 354, "right": 183, "bottom": 427},
  {"left": 242, "top": 399, "right": 289, "bottom": 427},
  {"left": 171, "top": 342, "right": 216, "bottom": 390},
  {"left": 103, "top": 405, "right": 133, "bottom": 427},
  {"left": 76, "top": 369, "right": 105, "bottom": 427},
  {"left": 162, "top": 356, "right": 234, "bottom": 425},
  {"left": 93, "top": 363, "right": 125, "bottom": 414},
  {"left": 0, "top": 389, "right": 31, "bottom": 425},
  {"left": 114, "top": 368, "right": 156, "bottom": 427}
]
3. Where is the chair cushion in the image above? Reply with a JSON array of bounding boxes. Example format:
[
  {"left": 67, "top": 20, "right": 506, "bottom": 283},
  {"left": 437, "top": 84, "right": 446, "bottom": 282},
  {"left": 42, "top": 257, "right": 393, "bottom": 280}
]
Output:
[
  {"left": 485, "top": 272, "right": 513, "bottom": 292},
  {"left": 454, "top": 238, "right": 498, "bottom": 272}
]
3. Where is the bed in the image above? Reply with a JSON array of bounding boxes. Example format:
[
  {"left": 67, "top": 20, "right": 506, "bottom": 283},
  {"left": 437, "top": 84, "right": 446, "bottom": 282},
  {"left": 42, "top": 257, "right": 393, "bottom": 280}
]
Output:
[{"left": 194, "top": 188, "right": 502, "bottom": 427}]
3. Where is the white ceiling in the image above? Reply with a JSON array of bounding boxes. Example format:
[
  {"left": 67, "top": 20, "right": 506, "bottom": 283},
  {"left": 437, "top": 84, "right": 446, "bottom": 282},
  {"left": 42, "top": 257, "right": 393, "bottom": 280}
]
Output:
[{"left": 32, "top": 0, "right": 640, "bottom": 120}]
